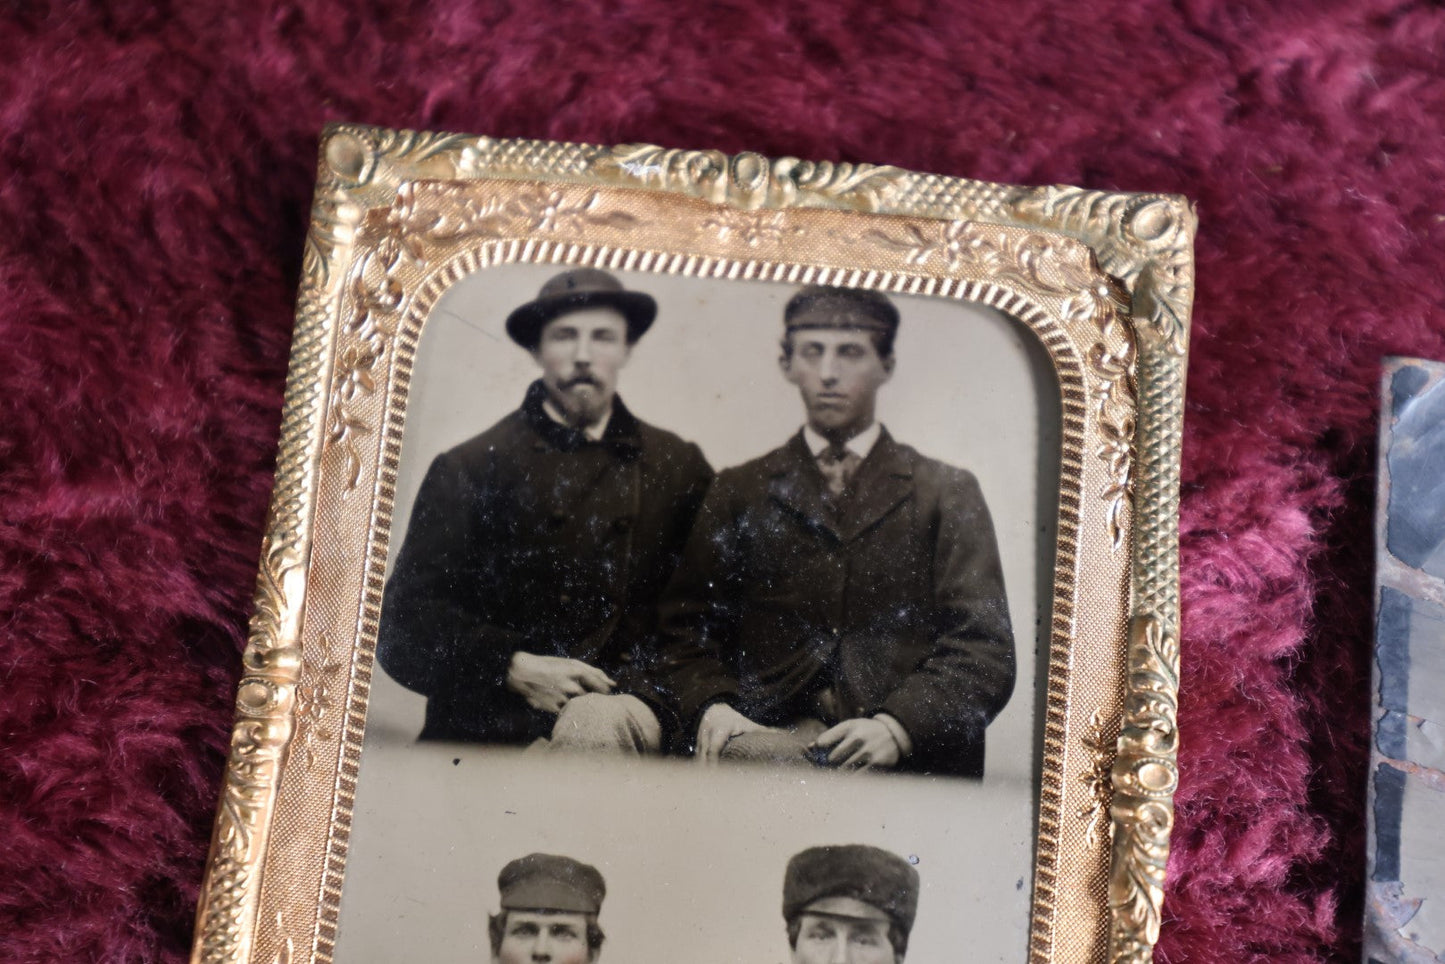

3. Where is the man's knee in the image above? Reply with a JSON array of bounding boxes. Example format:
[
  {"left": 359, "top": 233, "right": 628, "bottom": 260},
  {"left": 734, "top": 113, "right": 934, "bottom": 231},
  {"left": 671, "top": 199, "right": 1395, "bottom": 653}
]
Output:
[
  {"left": 719, "top": 729, "right": 814, "bottom": 766},
  {"left": 550, "top": 693, "right": 661, "bottom": 753}
]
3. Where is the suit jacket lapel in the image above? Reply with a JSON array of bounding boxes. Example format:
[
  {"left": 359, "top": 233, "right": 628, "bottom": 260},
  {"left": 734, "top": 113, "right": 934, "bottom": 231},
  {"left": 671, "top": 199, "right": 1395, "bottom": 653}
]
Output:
[
  {"left": 835, "top": 430, "right": 914, "bottom": 544},
  {"left": 767, "top": 432, "right": 842, "bottom": 542},
  {"left": 766, "top": 430, "right": 915, "bottom": 544}
]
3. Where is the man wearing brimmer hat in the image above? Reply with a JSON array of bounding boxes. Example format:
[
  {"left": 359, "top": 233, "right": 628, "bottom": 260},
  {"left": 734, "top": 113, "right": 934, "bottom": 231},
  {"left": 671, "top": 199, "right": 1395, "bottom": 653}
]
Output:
[
  {"left": 489, "top": 853, "right": 607, "bottom": 964},
  {"left": 655, "top": 285, "right": 1015, "bottom": 777},
  {"left": 782, "top": 844, "right": 920, "bottom": 964},
  {"left": 378, "top": 268, "right": 712, "bottom": 751}
]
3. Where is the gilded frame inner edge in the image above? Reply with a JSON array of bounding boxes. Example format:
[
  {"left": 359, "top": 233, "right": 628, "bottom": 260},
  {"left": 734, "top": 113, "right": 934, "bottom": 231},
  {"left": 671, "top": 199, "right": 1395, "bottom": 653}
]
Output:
[{"left": 191, "top": 124, "right": 1192, "bottom": 964}]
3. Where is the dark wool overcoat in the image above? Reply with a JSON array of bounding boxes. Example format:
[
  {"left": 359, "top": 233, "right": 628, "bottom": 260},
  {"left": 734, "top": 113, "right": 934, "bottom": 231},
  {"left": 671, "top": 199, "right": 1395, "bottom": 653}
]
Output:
[
  {"left": 377, "top": 381, "right": 713, "bottom": 743},
  {"left": 655, "top": 429, "right": 1015, "bottom": 777}
]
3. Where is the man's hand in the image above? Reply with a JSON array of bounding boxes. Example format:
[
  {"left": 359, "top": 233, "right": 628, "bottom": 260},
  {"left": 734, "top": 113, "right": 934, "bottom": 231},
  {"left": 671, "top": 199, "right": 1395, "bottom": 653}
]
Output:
[
  {"left": 812, "top": 717, "right": 903, "bottom": 770},
  {"left": 505, "top": 652, "right": 616, "bottom": 715},
  {"left": 695, "top": 702, "right": 768, "bottom": 764}
]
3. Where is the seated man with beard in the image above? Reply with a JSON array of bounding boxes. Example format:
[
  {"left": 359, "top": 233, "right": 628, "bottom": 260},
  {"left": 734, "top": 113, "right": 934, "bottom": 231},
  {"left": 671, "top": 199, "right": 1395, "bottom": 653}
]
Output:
[{"left": 378, "top": 269, "right": 713, "bottom": 753}]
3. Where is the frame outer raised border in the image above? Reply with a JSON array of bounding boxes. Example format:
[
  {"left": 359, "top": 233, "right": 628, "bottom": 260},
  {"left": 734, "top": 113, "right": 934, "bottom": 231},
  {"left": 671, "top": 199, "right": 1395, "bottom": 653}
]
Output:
[
  {"left": 188, "top": 154, "right": 341, "bottom": 963},
  {"left": 189, "top": 125, "right": 1193, "bottom": 964}
]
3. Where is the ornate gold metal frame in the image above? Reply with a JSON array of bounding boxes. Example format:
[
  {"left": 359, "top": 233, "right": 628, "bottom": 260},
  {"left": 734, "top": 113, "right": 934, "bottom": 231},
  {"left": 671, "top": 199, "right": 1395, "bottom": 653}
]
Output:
[{"left": 190, "top": 124, "right": 1192, "bottom": 964}]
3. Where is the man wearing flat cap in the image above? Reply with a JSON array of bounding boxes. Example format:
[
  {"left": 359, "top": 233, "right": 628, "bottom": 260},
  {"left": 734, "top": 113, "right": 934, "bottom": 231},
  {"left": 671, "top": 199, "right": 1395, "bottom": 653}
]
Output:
[
  {"left": 489, "top": 853, "right": 606, "bottom": 964},
  {"left": 655, "top": 285, "right": 1014, "bottom": 777},
  {"left": 782, "top": 844, "right": 920, "bottom": 964},
  {"left": 378, "top": 268, "right": 712, "bottom": 751}
]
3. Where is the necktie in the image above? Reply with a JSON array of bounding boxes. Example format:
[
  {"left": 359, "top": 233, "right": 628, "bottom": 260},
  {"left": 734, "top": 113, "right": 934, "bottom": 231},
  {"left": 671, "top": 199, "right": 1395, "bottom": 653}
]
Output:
[{"left": 817, "top": 444, "right": 861, "bottom": 497}]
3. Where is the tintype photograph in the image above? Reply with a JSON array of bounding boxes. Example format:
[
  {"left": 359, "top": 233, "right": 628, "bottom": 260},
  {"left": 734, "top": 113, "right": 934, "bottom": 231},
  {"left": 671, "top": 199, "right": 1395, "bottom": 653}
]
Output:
[
  {"left": 189, "top": 126, "right": 1191, "bottom": 964},
  {"left": 337, "top": 262, "right": 1057, "bottom": 962}
]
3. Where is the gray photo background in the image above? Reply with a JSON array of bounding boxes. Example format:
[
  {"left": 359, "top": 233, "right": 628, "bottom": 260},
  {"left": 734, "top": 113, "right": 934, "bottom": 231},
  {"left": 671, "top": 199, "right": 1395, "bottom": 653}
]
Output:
[{"left": 336, "top": 262, "right": 1062, "bottom": 963}]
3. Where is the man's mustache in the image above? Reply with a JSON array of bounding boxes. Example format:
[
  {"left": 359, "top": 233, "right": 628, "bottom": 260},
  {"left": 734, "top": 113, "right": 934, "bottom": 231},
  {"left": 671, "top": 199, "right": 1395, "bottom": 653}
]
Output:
[{"left": 560, "top": 374, "right": 601, "bottom": 389}]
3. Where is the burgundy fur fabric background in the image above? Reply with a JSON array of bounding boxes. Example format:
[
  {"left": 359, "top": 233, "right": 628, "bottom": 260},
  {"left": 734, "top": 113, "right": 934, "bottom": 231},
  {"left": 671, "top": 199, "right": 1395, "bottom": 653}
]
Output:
[{"left": 2, "top": 1, "right": 1442, "bottom": 961}]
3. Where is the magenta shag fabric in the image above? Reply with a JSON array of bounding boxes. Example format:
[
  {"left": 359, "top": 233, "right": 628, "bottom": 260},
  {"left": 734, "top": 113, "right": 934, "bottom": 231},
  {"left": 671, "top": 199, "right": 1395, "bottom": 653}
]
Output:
[{"left": 2, "top": 2, "right": 1442, "bottom": 961}]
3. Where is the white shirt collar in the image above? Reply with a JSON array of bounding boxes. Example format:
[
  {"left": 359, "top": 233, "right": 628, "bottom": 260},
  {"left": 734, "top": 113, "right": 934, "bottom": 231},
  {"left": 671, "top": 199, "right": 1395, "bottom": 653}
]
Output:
[
  {"left": 542, "top": 398, "right": 611, "bottom": 441},
  {"left": 803, "top": 421, "right": 882, "bottom": 460}
]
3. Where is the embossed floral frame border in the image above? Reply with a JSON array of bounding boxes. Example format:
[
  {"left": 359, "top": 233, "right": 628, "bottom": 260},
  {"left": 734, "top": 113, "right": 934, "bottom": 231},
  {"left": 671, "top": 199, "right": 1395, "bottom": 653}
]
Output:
[{"left": 190, "top": 124, "right": 1193, "bottom": 964}]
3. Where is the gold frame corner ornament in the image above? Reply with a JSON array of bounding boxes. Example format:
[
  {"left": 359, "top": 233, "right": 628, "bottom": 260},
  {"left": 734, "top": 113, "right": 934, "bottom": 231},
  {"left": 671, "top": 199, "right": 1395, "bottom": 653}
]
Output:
[{"left": 192, "top": 126, "right": 1192, "bottom": 964}]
